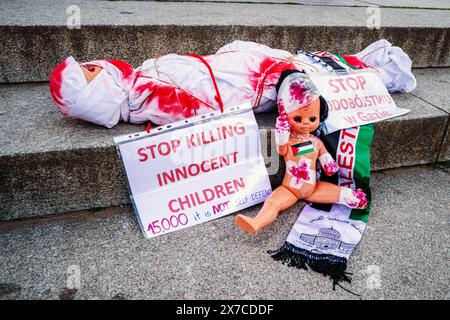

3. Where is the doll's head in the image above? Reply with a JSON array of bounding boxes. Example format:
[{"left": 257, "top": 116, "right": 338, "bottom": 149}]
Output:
[
  {"left": 276, "top": 70, "right": 328, "bottom": 134},
  {"left": 49, "top": 56, "right": 136, "bottom": 128},
  {"left": 79, "top": 64, "right": 103, "bottom": 83}
]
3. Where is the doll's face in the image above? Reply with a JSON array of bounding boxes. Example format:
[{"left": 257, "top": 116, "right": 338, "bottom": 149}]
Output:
[
  {"left": 80, "top": 64, "right": 103, "bottom": 83},
  {"left": 287, "top": 97, "right": 320, "bottom": 134}
]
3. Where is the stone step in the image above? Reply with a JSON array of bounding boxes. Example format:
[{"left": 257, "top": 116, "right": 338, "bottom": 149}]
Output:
[
  {"left": 113, "top": 0, "right": 450, "bottom": 10},
  {"left": 1, "top": 164, "right": 449, "bottom": 299},
  {"left": 0, "top": 68, "right": 449, "bottom": 221},
  {"left": 1, "top": 0, "right": 450, "bottom": 83}
]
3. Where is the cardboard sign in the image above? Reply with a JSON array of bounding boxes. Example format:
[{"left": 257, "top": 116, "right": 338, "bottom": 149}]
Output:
[
  {"left": 114, "top": 103, "right": 272, "bottom": 238},
  {"left": 309, "top": 70, "right": 410, "bottom": 134}
]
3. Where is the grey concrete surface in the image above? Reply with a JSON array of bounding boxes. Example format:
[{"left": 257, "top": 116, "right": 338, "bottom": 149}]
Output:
[
  {"left": 1, "top": 68, "right": 449, "bottom": 220},
  {"left": 413, "top": 69, "right": 450, "bottom": 114},
  {"left": 413, "top": 68, "right": 450, "bottom": 161},
  {"left": 4, "top": 0, "right": 449, "bottom": 27},
  {"left": 369, "top": 92, "right": 447, "bottom": 170},
  {"left": 148, "top": 0, "right": 368, "bottom": 6},
  {"left": 440, "top": 124, "right": 450, "bottom": 162},
  {"left": 96, "top": 0, "right": 450, "bottom": 9},
  {"left": 362, "top": 0, "right": 450, "bottom": 9},
  {"left": 0, "top": 164, "right": 449, "bottom": 300},
  {"left": 1, "top": 0, "right": 450, "bottom": 82}
]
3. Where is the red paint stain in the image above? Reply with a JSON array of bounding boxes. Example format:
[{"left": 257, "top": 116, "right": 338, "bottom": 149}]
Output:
[
  {"left": 289, "top": 160, "right": 310, "bottom": 185},
  {"left": 277, "top": 99, "right": 286, "bottom": 114},
  {"left": 248, "top": 57, "right": 295, "bottom": 93},
  {"left": 341, "top": 55, "right": 369, "bottom": 69},
  {"left": 275, "top": 113, "right": 290, "bottom": 133},
  {"left": 353, "top": 188, "right": 368, "bottom": 209},
  {"left": 106, "top": 60, "right": 135, "bottom": 81},
  {"left": 323, "top": 161, "right": 339, "bottom": 176},
  {"left": 49, "top": 59, "right": 68, "bottom": 115},
  {"left": 346, "top": 189, "right": 367, "bottom": 209},
  {"left": 289, "top": 81, "right": 311, "bottom": 106},
  {"left": 133, "top": 80, "right": 207, "bottom": 118}
]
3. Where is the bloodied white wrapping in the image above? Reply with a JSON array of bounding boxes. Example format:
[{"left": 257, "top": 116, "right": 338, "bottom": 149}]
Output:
[{"left": 50, "top": 40, "right": 416, "bottom": 129}]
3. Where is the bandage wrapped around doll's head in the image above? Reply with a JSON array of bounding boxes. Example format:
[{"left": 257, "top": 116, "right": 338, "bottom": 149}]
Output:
[
  {"left": 49, "top": 56, "right": 136, "bottom": 128},
  {"left": 277, "top": 72, "right": 320, "bottom": 114}
]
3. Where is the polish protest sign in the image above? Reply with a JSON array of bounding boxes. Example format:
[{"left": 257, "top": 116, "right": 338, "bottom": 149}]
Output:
[
  {"left": 114, "top": 103, "right": 272, "bottom": 238},
  {"left": 309, "top": 70, "right": 410, "bottom": 134}
]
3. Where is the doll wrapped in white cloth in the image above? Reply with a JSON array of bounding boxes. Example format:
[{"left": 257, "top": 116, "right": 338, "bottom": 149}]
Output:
[
  {"left": 49, "top": 39, "right": 416, "bottom": 128},
  {"left": 49, "top": 57, "right": 136, "bottom": 128}
]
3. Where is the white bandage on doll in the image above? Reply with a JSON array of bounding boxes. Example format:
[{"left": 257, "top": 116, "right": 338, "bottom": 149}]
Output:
[
  {"left": 318, "top": 152, "right": 339, "bottom": 176},
  {"left": 275, "top": 113, "right": 290, "bottom": 145},
  {"left": 286, "top": 157, "right": 315, "bottom": 189},
  {"left": 338, "top": 187, "right": 368, "bottom": 209}
]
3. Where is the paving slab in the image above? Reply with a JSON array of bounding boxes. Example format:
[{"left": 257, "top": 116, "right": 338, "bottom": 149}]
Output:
[
  {"left": 0, "top": 83, "right": 144, "bottom": 221},
  {"left": 1, "top": 0, "right": 450, "bottom": 82},
  {"left": 413, "top": 68, "right": 450, "bottom": 114},
  {"left": 105, "top": 0, "right": 450, "bottom": 9},
  {"left": 4, "top": 0, "right": 449, "bottom": 27},
  {"left": 361, "top": 0, "right": 450, "bottom": 10},
  {"left": 412, "top": 68, "right": 450, "bottom": 161},
  {"left": 370, "top": 93, "right": 447, "bottom": 169},
  {"left": 155, "top": 0, "right": 366, "bottom": 6},
  {"left": 0, "top": 164, "right": 448, "bottom": 300},
  {"left": 1, "top": 68, "right": 448, "bottom": 220},
  {"left": 439, "top": 124, "right": 450, "bottom": 162}
]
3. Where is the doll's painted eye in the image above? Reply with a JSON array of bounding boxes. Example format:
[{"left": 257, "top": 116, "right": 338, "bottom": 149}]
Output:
[
  {"left": 310, "top": 116, "right": 317, "bottom": 122},
  {"left": 294, "top": 116, "right": 302, "bottom": 123}
]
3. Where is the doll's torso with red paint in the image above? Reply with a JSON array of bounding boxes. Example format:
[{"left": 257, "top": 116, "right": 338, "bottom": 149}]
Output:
[{"left": 281, "top": 134, "right": 323, "bottom": 199}]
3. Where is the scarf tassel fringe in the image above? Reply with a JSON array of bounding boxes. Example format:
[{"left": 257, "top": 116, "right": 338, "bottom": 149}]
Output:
[{"left": 268, "top": 242, "right": 353, "bottom": 291}]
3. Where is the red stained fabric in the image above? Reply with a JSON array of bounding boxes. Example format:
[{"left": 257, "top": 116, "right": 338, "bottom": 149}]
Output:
[
  {"left": 248, "top": 57, "right": 295, "bottom": 97},
  {"left": 186, "top": 53, "right": 224, "bottom": 113},
  {"left": 106, "top": 59, "right": 135, "bottom": 80},
  {"left": 133, "top": 81, "right": 206, "bottom": 118},
  {"left": 341, "top": 55, "right": 369, "bottom": 69},
  {"left": 49, "top": 59, "right": 67, "bottom": 114}
]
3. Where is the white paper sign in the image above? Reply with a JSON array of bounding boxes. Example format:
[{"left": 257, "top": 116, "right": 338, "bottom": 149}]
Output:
[
  {"left": 114, "top": 103, "right": 272, "bottom": 238},
  {"left": 309, "top": 71, "right": 410, "bottom": 134}
]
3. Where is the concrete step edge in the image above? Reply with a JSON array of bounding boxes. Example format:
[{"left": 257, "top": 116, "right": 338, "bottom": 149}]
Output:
[
  {"left": 2, "top": 25, "right": 449, "bottom": 83},
  {"left": 1, "top": 0, "right": 450, "bottom": 83},
  {"left": 0, "top": 69, "right": 449, "bottom": 221},
  {"left": 1, "top": 164, "right": 449, "bottom": 299}
]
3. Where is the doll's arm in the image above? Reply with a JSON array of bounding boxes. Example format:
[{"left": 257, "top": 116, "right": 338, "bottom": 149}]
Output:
[
  {"left": 275, "top": 114, "right": 290, "bottom": 156},
  {"left": 318, "top": 141, "right": 339, "bottom": 176}
]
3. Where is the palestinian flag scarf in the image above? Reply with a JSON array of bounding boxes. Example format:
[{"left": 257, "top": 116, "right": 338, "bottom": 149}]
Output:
[{"left": 269, "top": 124, "right": 374, "bottom": 290}]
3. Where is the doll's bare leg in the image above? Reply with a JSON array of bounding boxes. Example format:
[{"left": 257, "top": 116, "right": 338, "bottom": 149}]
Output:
[
  {"left": 236, "top": 185, "right": 297, "bottom": 234},
  {"left": 305, "top": 181, "right": 368, "bottom": 209},
  {"left": 304, "top": 181, "right": 341, "bottom": 203}
]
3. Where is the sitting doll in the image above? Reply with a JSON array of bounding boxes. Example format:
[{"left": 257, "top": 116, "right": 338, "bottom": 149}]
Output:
[{"left": 235, "top": 70, "right": 367, "bottom": 234}]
